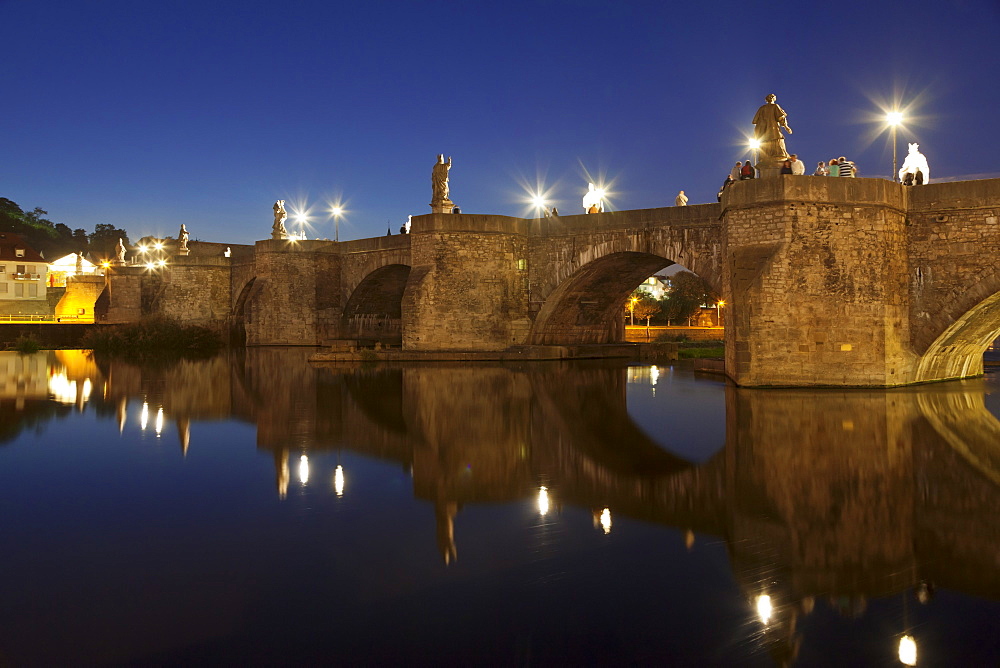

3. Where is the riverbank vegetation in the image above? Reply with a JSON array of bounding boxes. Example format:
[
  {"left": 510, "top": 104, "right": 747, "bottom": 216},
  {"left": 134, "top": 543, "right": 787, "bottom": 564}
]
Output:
[{"left": 79, "top": 318, "right": 222, "bottom": 355}]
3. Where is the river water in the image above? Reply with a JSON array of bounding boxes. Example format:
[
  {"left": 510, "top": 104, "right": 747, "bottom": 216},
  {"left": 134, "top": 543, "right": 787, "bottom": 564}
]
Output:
[{"left": 1, "top": 349, "right": 998, "bottom": 666}]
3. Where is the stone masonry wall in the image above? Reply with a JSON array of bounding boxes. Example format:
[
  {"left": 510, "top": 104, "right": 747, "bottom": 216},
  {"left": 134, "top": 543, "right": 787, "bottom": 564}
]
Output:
[
  {"left": 245, "top": 239, "right": 341, "bottom": 345},
  {"left": 55, "top": 276, "right": 104, "bottom": 321},
  {"left": 722, "top": 177, "right": 912, "bottom": 386},
  {"left": 404, "top": 214, "right": 529, "bottom": 351},
  {"left": 156, "top": 257, "right": 232, "bottom": 326},
  {"left": 906, "top": 179, "right": 1000, "bottom": 381}
]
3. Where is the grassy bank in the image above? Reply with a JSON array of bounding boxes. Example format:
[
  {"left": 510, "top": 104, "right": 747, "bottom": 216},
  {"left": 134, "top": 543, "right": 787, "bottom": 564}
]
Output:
[{"left": 80, "top": 318, "right": 222, "bottom": 356}]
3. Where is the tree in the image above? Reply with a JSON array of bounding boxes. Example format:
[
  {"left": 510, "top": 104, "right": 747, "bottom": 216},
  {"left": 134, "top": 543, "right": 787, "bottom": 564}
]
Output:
[
  {"left": 632, "top": 296, "right": 661, "bottom": 326},
  {"left": 660, "top": 271, "right": 719, "bottom": 325},
  {"left": 89, "top": 223, "right": 131, "bottom": 260}
]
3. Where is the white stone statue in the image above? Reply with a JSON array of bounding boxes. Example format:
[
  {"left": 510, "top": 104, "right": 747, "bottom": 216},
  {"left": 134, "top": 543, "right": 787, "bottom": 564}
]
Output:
[
  {"left": 115, "top": 238, "right": 127, "bottom": 265},
  {"left": 272, "top": 200, "right": 288, "bottom": 239},
  {"left": 405, "top": 215, "right": 412, "bottom": 234},
  {"left": 899, "top": 143, "right": 930, "bottom": 185},
  {"left": 582, "top": 182, "right": 604, "bottom": 213},
  {"left": 224, "top": 247, "right": 232, "bottom": 258},
  {"left": 75, "top": 252, "right": 83, "bottom": 275},
  {"left": 431, "top": 155, "right": 452, "bottom": 205},
  {"left": 177, "top": 223, "right": 190, "bottom": 255}
]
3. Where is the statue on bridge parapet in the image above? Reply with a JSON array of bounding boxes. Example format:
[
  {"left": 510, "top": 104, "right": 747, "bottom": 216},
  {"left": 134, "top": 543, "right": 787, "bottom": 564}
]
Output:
[
  {"left": 178, "top": 224, "right": 190, "bottom": 256},
  {"left": 582, "top": 182, "right": 604, "bottom": 213},
  {"left": 899, "top": 143, "right": 930, "bottom": 185},
  {"left": 752, "top": 93, "right": 794, "bottom": 177},
  {"left": 115, "top": 238, "right": 127, "bottom": 266},
  {"left": 272, "top": 200, "right": 288, "bottom": 240},
  {"left": 431, "top": 154, "right": 456, "bottom": 213}
]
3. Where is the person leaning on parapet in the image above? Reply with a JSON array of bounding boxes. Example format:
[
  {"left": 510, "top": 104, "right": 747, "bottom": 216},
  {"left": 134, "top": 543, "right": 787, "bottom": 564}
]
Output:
[
  {"left": 739, "top": 160, "right": 755, "bottom": 180},
  {"left": 837, "top": 156, "right": 856, "bottom": 177},
  {"left": 718, "top": 175, "right": 735, "bottom": 201},
  {"left": 789, "top": 154, "right": 805, "bottom": 175},
  {"left": 828, "top": 158, "right": 840, "bottom": 177},
  {"left": 675, "top": 190, "right": 688, "bottom": 206},
  {"left": 814, "top": 161, "right": 828, "bottom": 176},
  {"left": 730, "top": 161, "right": 743, "bottom": 181}
]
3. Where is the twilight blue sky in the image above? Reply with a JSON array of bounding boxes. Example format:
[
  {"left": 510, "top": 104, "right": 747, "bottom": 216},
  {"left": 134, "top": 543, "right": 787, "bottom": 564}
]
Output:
[{"left": 3, "top": 0, "right": 999, "bottom": 245}]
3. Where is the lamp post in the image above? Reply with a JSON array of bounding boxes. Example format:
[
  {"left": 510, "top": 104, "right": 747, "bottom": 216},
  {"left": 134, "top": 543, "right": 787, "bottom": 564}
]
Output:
[
  {"left": 531, "top": 195, "right": 547, "bottom": 218},
  {"left": 887, "top": 111, "right": 903, "bottom": 182},
  {"left": 748, "top": 139, "right": 761, "bottom": 176},
  {"left": 330, "top": 206, "right": 343, "bottom": 242},
  {"left": 716, "top": 300, "right": 725, "bottom": 327},
  {"left": 629, "top": 295, "right": 638, "bottom": 326}
]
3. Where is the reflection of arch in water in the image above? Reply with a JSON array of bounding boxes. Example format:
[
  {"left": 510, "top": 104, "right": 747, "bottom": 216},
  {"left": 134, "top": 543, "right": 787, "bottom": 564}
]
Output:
[
  {"left": 917, "top": 378, "right": 1000, "bottom": 486},
  {"left": 342, "top": 367, "right": 408, "bottom": 435},
  {"left": 342, "top": 264, "right": 411, "bottom": 344},
  {"left": 528, "top": 252, "right": 676, "bottom": 345},
  {"left": 528, "top": 362, "right": 696, "bottom": 476}
]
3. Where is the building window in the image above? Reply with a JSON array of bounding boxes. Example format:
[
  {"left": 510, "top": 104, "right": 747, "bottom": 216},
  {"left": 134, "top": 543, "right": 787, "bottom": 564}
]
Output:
[
  {"left": 517, "top": 259, "right": 527, "bottom": 271},
  {"left": 0, "top": 264, "right": 5, "bottom": 273},
  {"left": 28, "top": 284, "right": 38, "bottom": 297},
  {"left": 16, "top": 265, "right": 25, "bottom": 274},
  {"left": 0, "top": 283, "right": 7, "bottom": 293},
  {"left": 14, "top": 283, "right": 23, "bottom": 297},
  {"left": 15, "top": 249, "right": 25, "bottom": 258}
]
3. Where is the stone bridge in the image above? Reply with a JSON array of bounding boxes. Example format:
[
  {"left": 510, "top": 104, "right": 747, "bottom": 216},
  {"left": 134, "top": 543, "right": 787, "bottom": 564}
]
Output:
[{"left": 102, "top": 177, "right": 1000, "bottom": 387}]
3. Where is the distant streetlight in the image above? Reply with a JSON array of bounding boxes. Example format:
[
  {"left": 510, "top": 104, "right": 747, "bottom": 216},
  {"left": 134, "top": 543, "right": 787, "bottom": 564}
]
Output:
[
  {"left": 294, "top": 213, "right": 308, "bottom": 240},
  {"left": 629, "top": 295, "right": 639, "bottom": 326},
  {"left": 887, "top": 111, "right": 904, "bottom": 182},
  {"left": 531, "top": 195, "right": 547, "bottom": 217},
  {"left": 329, "top": 205, "right": 344, "bottom": 242},
  {"left": 716, "top": 300, "right": 725, "bottom": 327},
  {"left": 748, "top": 138, "right": 761, "bottom": 175}
]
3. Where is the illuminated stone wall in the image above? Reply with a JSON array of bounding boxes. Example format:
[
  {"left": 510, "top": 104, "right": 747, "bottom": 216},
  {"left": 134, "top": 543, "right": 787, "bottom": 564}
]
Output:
[
  {"left": 55, "top": 276, "right": 105, "bottom": 321},
  {"left": 156, "top": 256, "right": 231, "bottom": 325},
  {"left": 403, "top": 213, "right": 530, "bottom": 351},
  {"left": 722, "top": 177, "right": 913, "bottom": 386},
  {"left": 906, "top": 180, "right": 1000, "bottom": 381}
]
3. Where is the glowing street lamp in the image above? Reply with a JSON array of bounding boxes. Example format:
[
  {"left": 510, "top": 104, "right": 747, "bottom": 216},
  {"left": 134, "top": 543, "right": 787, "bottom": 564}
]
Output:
[
  {"left": 329, "top": 205, "right": 344, "bottom": 242},
  {"left": 748, "top": 138, "right": 761, "bottom": 175},
  {"left": 887, "top": 111, "right": 904, "bottom": 182},
  {"left": 531, "top": 195, "right": 547, "bottom": 217},
  {"left": 716, "top": 300, "right": 725, "bottom": 326},
  {"left": 629, "top": 295, "right": 639, "bottom": 326}
]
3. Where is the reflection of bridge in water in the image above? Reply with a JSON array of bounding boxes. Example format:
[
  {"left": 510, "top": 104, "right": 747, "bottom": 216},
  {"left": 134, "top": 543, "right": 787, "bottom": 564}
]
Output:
[{"left": 23, "top": 348, "right": 998, "bottom": 661}]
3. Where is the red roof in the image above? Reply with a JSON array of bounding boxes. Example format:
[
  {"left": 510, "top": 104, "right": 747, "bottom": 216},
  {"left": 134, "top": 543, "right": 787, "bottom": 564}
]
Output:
[{"left": 0, "top": 232, "right": 46, "bottom": 263}]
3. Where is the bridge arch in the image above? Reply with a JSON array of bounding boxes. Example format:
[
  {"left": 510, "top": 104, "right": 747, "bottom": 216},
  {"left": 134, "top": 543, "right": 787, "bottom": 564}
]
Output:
[
  {"left": 528, "top": 251, "right": 674, "bottom": 345},
  {"left": 915, "top": 287, "right": 1000, "bottom": 382},
  {"left": 341, "top": 263, "right": 411, "bottom": 344}
]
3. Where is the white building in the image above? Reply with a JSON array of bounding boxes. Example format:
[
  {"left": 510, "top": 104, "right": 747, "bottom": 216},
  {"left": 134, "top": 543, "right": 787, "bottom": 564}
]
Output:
[{"left": 0, "top": 233, "right": 48, "bottom": 315}]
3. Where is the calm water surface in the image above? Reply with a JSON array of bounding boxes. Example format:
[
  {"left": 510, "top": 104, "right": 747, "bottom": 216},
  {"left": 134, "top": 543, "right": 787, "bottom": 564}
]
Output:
[{"left": 1, "top": 349, "right": 999, "bottom": 666}]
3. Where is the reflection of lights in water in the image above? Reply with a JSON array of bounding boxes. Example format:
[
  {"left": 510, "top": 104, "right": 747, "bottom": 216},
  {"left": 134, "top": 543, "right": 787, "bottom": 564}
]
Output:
[
  {"left": 140, "top": 402, "right": 149, "bottom": 430},
  {"left": 650, "top": 366, "right": 659, "bottom": 385},
  {"left": 334, "top": 465, "right": 345, "bottom": 497},
  {"left": 600, "top": 508, "right": 612, "bottom": 534},
  {"left": 755, "top": 594, "right": 772, "bottom": 624},
  {"left": 81, "top": 378, "right": 92, "bottom": 400},
  {"left": 298, "top": 455, "right": 310, "bottom": 484},
  {"left": 154, "top": 407, "right": 164, "bottom": 436},
  {"left": 898, "top": 635, "right": 917, "bottom": 666},
  {"left": 538, "top": 486, "right": 550, "bottom": 515},
  {"left": 48, "top": 373, "right": 77, "bottom": 404}
]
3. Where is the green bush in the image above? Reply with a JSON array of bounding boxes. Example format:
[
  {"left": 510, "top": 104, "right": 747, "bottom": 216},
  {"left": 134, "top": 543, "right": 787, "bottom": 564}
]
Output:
[
  {"left": 13, "top": 336, "right": 41, "bottom": 355},
  {"left": 80, "top": 318, "right": 222, "bottom": 355}
]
